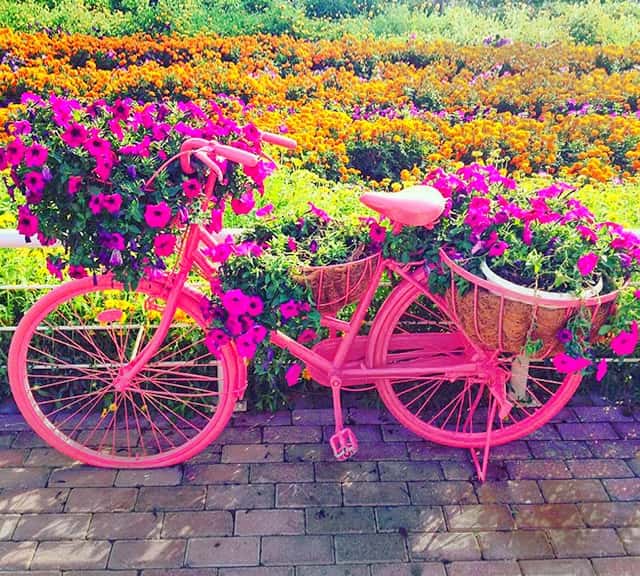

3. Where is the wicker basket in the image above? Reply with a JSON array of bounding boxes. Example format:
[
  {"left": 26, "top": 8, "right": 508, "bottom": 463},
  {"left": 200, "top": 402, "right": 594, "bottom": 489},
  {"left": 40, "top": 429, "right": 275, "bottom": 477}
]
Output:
[
  {"left": 295, "top": 251, "right": 381, "bottom": 314},
  {"left": 440, "top": 250, "right": 618, "bottom": 359}
]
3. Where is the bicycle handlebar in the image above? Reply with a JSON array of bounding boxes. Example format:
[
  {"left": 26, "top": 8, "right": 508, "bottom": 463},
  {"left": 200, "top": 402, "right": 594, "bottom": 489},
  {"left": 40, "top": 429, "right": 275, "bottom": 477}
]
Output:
[
  {"left": 259, "top": 130, "right": 297, "bottom": 150},
  {"left": 180, "top": 138, "right": 260, "bottom": 175}
]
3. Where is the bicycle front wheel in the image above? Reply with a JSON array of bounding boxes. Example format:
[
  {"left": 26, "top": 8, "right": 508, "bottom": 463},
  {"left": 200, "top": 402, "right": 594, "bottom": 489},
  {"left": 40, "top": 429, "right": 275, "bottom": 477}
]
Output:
[
  {"left": 9, "top": 275, "right": 241, "bottom": 467},
  {"left": 368, "top": 271, "right": 581, "bottom": 448}
]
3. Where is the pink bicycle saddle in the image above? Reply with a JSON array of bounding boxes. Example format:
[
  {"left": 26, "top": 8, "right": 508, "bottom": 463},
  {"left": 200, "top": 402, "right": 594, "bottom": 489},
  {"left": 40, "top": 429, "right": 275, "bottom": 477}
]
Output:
[{"left": 360, "top": 185, "right": 446, "bottom": 227}]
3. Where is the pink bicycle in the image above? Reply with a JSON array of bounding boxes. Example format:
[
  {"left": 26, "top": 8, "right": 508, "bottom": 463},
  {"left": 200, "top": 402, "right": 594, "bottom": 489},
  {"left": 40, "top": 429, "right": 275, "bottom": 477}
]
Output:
[{"left": 8, "top": 133, "right": 613, "bottom": 481}]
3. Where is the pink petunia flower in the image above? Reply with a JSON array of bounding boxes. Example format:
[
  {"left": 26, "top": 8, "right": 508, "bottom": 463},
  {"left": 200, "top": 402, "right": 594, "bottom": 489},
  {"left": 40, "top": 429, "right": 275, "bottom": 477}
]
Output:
[
  {"left": 247, "top": 296, "right": 264, "bottom": 317},
  {"left": 153, "top": 233, "right": 177, "bottom": 257},
  {"left": 109, "top": 98, "right": 131, "bottom": 121},
  {"left": 17, "top": 206, "right": 38, "bottom": 237},
  {"left": 634, "top": 289, "right": 640, "bottom": 300},
  {"left": 488, "top": 240, "right": 509, "bottom": 257},
  {"left": 280, "top": 300, "right": 299, "bottom": 321},
  {"left": 222, "top": 289, "right": 250, "bottom": 316},
  {"left": 308, "top": 202, "right": 331, "bottom": 222},
  {"left": 88, "top": 194, "right": 103, "bottom": 215},
  {"left": 210, "top": 208, "right": 224, "bottom": 233},
  {"left": 24, "top": 143, "right": 48, "bottom": 167},
  {"left": 46, "top": 257, "right": 64, "bottom": 280},
  {"left": 84, "top": 134, "right": 111, "bottom": 158},
  {"left": 248, "top": 324, "right": 267, "bottom": 344},
  {"left": 231, "top": 192, "right": 255, "bottom": 215},
  {"left": 522, "top": 222, "right": 533, "bottom": 245},
  {"left": 101, "top": 194, "right": 122, "bottom": 214},
  {"left": 94, "top": 156, "right": 114, "bottom": 182},
  {"left": 144, "top": 202, "right": 172, "bottom": 228},
  {"left": 225, "top": 316, "right": 244, "bottom": 337},
  {"left": 610, "top": 321, "right": 638, "bottom": 356},
  {"left": 287, "top": 237, "right": 297, "bottom": 252},
  {"left": 297, "top": 329, "right": 318, "bottom": 344},
  {"left": 235, "top": 332, "right": 257, "bottom": 359},
  {"left": 6, "top": 137, "right": 25, "bottom": 166},
  {"left": 370, "top": 223, "right": 386, "bottom": 244},
  {"left": 23, "top": 171, "right": 45, "bottom": 195},
  {"left": 205, "top": 328, "right": 230, "bottom": 357},
  {"left": 61, "top": 123, "right": 88, "bottom": 147},
  {"left": 67, "top": 176, "right": 83, "bottom": 195},
  {"left": 182, "top": 178, "right": 202, "bottom": 199},
  {"left": 551, "top": 353, "right": 592, "bottom": 374},
  {"left": 556, "top": 329, "right": 573, "bottom": 344},
  {"left": 576, "top": 225, "right": 598, "bottom": 243},
  {"left": 285, "top": 363, "right": 303, "bottom": 387},
  {"left": 256, "top": 204, "right": 274, "bottom": 218},
  {"left": 595, "top": 359, "right": 608, "bottom": 382},
  {"left": 68, "top": 265, "right": 87, "bottom": 279},
  {"left": 577, "top": 252, "right": 598, "bottom": 276}
]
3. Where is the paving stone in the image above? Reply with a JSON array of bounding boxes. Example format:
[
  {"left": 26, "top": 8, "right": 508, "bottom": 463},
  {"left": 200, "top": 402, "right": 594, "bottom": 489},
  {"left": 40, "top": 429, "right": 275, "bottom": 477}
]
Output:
[
  {"left": 215, "top": 427, "right": 262, "bottom": 445},
  {"left": 612, "top": 422, "right": 640, "bottom": 439},
  {"left": 264, "top": 426, "right": 322, "bottom": 444},
  {"left": 476, "top": 531, "right": 553, "bottom": 560},
  {"left": 0, "top": 467, "right": 50, "bottom": 488},
  {"left": 163, "top": 511, "right": 233, "bottom": 538},
  {"left": 140, "top": 569, "right": 217, "bottom": 576},
  {"left": 506, "top": 460, "right": 571, "bottom": 480},
  {"left": 183, "top": 464, "right": 249, "bottom": 485},
  {"left": 350, "top": 442, "right": 408, "bottom": 461},
  {"left": 567, "top": 458, "right": 635, "bottom": 478},
  {"left": 527, "top": 440, "right": 592, "bottom": 459},
  {"left": 587, "top": 439, "right": 640, "bottom": 458},
  {"left": 444, "top": 505, "right": 514, "bottom": 531},
  {"left": 109, "top": 539, "right": 186, "bottom": 569},
  {"left": 618, "top": 527, "right": 640, "bottom": 554},
  {"left": 557, "top": 422, "right": 619, "bottom": 441},
  {"left": 579, "top": 502, "right": 640, "bottom": 527},
  {"left": 408, "top": 443, "right": 466, "bottom": 461},
  {"left": 235, "top": 509, "right": 304, "bottom": 536},
  {"left": 446, "top": 560, "right": 522, "bottom": 576},
  {"left": 314, "top": 461, "right": 379, "bottom": 483},
  {"left": 343, "top": 481, "right": 409, "bottom": 506},
  {"left": 539, "top": 479, "right": 609, "bottom": 503},
  {"left": 24, "top": 448, "right": 74, "bottom": 467},
  {"left": 476, "top": 481, "right": 544, "bottom": 504},
  {"left": 305, "top": 506, "right": 375, "bottom": 534},
  {"left": 549, "top": 407, "right": 578, "bottom": 423},
  {"left": 48, "top": 467, "right": 116, "bottom": 487},
  {"left": 375, "top": 505, "right": 445, "bottom": 533},
  {"left": 519, "top": 558, "right": 595, "bottom": 576},
  {"left": 0, "top": 449, "right": 27, "bottom": 466},
  {"left": 136, "top": 486, "right": 205, "bottom": 511},
  {"left": 378, "top": 461, "right": 442, "bottom": 481},
  {"left": 381, "top": 425, "right": 425, "bottom": 442},
  {"left": 408, "top": 532, "right": 481, "bottom": 562},
  {"left": 31, "top": 541, "right": 111, "bottom": 570},
  {"left": 591, "top": 557, "right": 640, "bottom": 576},
  {"left": 573, "top": 406, "right": 635, "bottom": 422},
  {"left": 250, "top": 462, "right": 314, "bottom": 483},
  {"left": 440, "top": 461, "right": 477, "bottom": 481},
  {"left": 88, "top": 512, "right": 163, "bottom": 539},
  {"left": 512, "top": 504, "right": 584, "bottom": 529},
  {"left": 0, "top": 514, "right": 18, "bottom": 540},
  {"left": 261, "top": 535, "right": 333, "bottom": 566},
  {"left": 486, "top": 441, "right": 531, "bottom": 460},
  {"left": 285, "top": 443, "right": 334, "bottom": 462},
  {"left": 12, "top": 430, "right": 49, "bottom": 448},
  {"left": 347, "top": 408, "right": 392, "bottom": 425},
  {"left": 276, "top": 482, "right": 342, "bottom": 507},
  {"left": 371, "top": 563, "right": 446, "bottom": 576},
  {"left": 221, "top": 444, "right": 283, "bottom": 464},
  {"left": 230, "top": 410, "right": 290, "bottom": 427},
  {"left": 323, "top": 425, "right": 382, "bottom": 443},
  {"left": 187, "top": 537, "right": 260, "bottom": 567},
  {"left": 297, "top": 565, "right": 369, "bottom": 576},
  {"left": 207, "top": 484, "right": 274, "bottom": 510},
  {"left": 115, "top": 467, "right": 183, "bottom": 486},
  {"left": 334, "top": 533, "right": 407, "bottom": 564},
  {"left": 65, "top": 487, "right": 138, "bottom": 512},
  {"left": 0, "top": 541, "right": 37, "bottom": 570},
  {"left": 67, "top": 571, "right": 138, "bottom": 576},
  {"left": 292, "top": 409, "right": 336, "bottom": 425},
  {"left": 219, "top": 568, "right": 292, "bottom": 576},
  {"left": 525, "top": 425, "right": 561, "bottom": 440},
  {"left": 0, "top": 488, "right": 68, "bottom": 513},
  {"left": 188, "top": 446, "right": 222, "bottom": 465},
  {"left": 603, "top": 478, "right": 640, "bottom": 501},
  {"left": 628, "top": 457, "right": 640, "bottom": 476},
  {"left": 13, "top": 513, "right": 90, "bottom": 540},
  {"left": 409, "top": 481, "right": 477, "bottom": 505},
  {"left": 547, "top": 528, "right": 626, "bottom": 558}
]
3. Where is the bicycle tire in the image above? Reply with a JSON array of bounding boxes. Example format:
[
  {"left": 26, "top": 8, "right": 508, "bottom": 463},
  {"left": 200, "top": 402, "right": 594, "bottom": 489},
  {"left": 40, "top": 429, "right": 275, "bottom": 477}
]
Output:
[
  {"left": 368, "top": 270, "right": 581, "bottom": 448},
  {"left": 9, "top": 275, "right": 241, "bottom": 467}
]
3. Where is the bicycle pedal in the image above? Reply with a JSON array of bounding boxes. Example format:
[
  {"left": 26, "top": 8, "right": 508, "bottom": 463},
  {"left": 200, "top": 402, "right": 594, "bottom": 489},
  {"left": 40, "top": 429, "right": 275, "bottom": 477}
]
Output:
[{"left": 329, "top": 428, "right": 358, "bottom": 461}]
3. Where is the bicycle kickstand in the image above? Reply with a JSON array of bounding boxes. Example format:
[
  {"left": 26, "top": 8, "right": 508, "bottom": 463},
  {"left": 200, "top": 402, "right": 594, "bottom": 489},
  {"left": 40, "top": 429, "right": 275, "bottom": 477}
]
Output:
[{"left": 328, "top": 377, "right": 358, "bottom": 461}]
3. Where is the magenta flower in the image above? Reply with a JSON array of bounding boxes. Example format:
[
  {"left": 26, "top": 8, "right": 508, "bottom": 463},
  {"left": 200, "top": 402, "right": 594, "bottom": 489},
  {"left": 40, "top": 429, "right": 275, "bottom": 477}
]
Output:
[
  {"left": 225, "top": 316, "right": 244, "bottom": 337},
  {"left": 144, "top": 202, "right": 172, "bottom": 228},
  {"left": 522, "top": 222, "right": 533, "bottom": 246},
  {"left": 610, "top": 321, "right": 638, "bottom": 356},
  {"left": 153, "top": 233, "right": 177, "bottom": 257},
  {"left": 256, "top": 204, "right": 274, "bottom": 217},
  {"left": 556, "top": 329, "right": 573, "bottom": 344},
  {"left": 552, "top": 354, "right": 592, "bottom": 374},
  {"left": 248, "top": 324, "right": 267, "bottom": 344},
  {"left": 68, "top": 176, "right": 83, "bottom": 195},
  {"left": 89, "top": 195, "right": 103, "bottom": 215},
  {"left": 247, "top": 296, "right": 264, "bottom": 317},
  {"left": 577, "top": 252, "right": 598, "bottom": 276},
  {"left": 6, "top": 137, "right": 25, "bottom": 166},
  {"left": 109, "top": 98, "right": 131, "bottom": 121},
  {"left": 17, "top": 206, "right": 38, "bottom": 237},
  {"left": 46, "top": 257, "right": 64, "bottom": 280},
  {"left": 297, "top": 329, "right": 318, "bottom": 344},
  {"left": 634, "top": 289, "right": 640, "bottom": 300},
  {"left": 24, "top": 144, "right": 48, "bottom": 167},
  {"left": 84, "top": 135, "right": 111, "bottom": 158},
  {"left": 280, "top": 300, "right": 299, "bottom": 321},
  {"left": 23, "top": 171, "right": 45, "bottom": 195},
  {"left": 205, "top": 328, "right": 230, "bottom": 356},
  {"left": 369, "top": 223, "right": 386, "bottom": 244},
  {"left": 210, "top": 208, "right": 223, "bottom": 233},
  {"left": 308, "top": 202, "right": 331, "bottom": 222},
  {"left": 595, "top": 359, "right": 608, "bottom": 382},
  {"left": 0, "top": 148, "right": 6, "bottom": 171},
  {"left": 235, "top": 332, "right": 257, "bottom": 359},
  {"left": 94, "top": 156, "right": 114, "bottom": 182},
  {"left": 231, "top": 192, "right": 255, "bottom": 215},
  {"left": 287, "top": 237, "right": 297, "bottom": 252},
  {"left": 576, "top": 225, "right": 598, "bottom": 243},
  {"left": 61, "top": 123, "right": 87, "bottom": 147},
  {"left": 488, "top": 240, "right": 508, "bottom": 257},
  {"left": 222, "top": 289, "right": 250, "bottom": 316},
  {"left": 182, "top": 178, "right": 202, "bottom": 199},
  {"left": 68, "top": 265, "right": 87, "bottom": 279},
  {"left": 102, "top": 194, "right": 122, "bottom": 214},
  {"left": 285, "top": 363, "right": 303, "bottom": 387}
]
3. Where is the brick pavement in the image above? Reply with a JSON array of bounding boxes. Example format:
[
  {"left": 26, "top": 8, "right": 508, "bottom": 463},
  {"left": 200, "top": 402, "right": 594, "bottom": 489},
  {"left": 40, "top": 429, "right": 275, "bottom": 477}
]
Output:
[{"left": 0, "top": 398, "right": 639, "bottom": 575}]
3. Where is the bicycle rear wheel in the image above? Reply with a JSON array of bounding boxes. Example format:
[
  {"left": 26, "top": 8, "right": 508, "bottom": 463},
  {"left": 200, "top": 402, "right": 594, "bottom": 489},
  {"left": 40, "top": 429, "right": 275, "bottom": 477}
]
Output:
[
  {"left": 9, "top": 275, "right": 241, "bottom": 467},
  {"left": 369, "top": 271, "right": 581, "bottom": 448}
]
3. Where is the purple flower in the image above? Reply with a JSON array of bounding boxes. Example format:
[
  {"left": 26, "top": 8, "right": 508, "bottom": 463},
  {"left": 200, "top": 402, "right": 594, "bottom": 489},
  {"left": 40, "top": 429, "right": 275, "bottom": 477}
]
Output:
[
  {"left": 556, "top": 329, "right": 573, "bottom": 344},
  {"left": 577, "top": 252, "right": 598, "bottom": 276}
]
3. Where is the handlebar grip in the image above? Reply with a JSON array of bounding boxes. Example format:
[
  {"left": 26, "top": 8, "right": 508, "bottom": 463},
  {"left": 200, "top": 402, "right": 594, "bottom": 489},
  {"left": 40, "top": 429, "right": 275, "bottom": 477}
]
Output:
[
  {"left": 260, "top": 131, "right": 297, "bottom": 149},
  {"left": 213, "top": 143, "right": 260, "bottom": 167}
]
